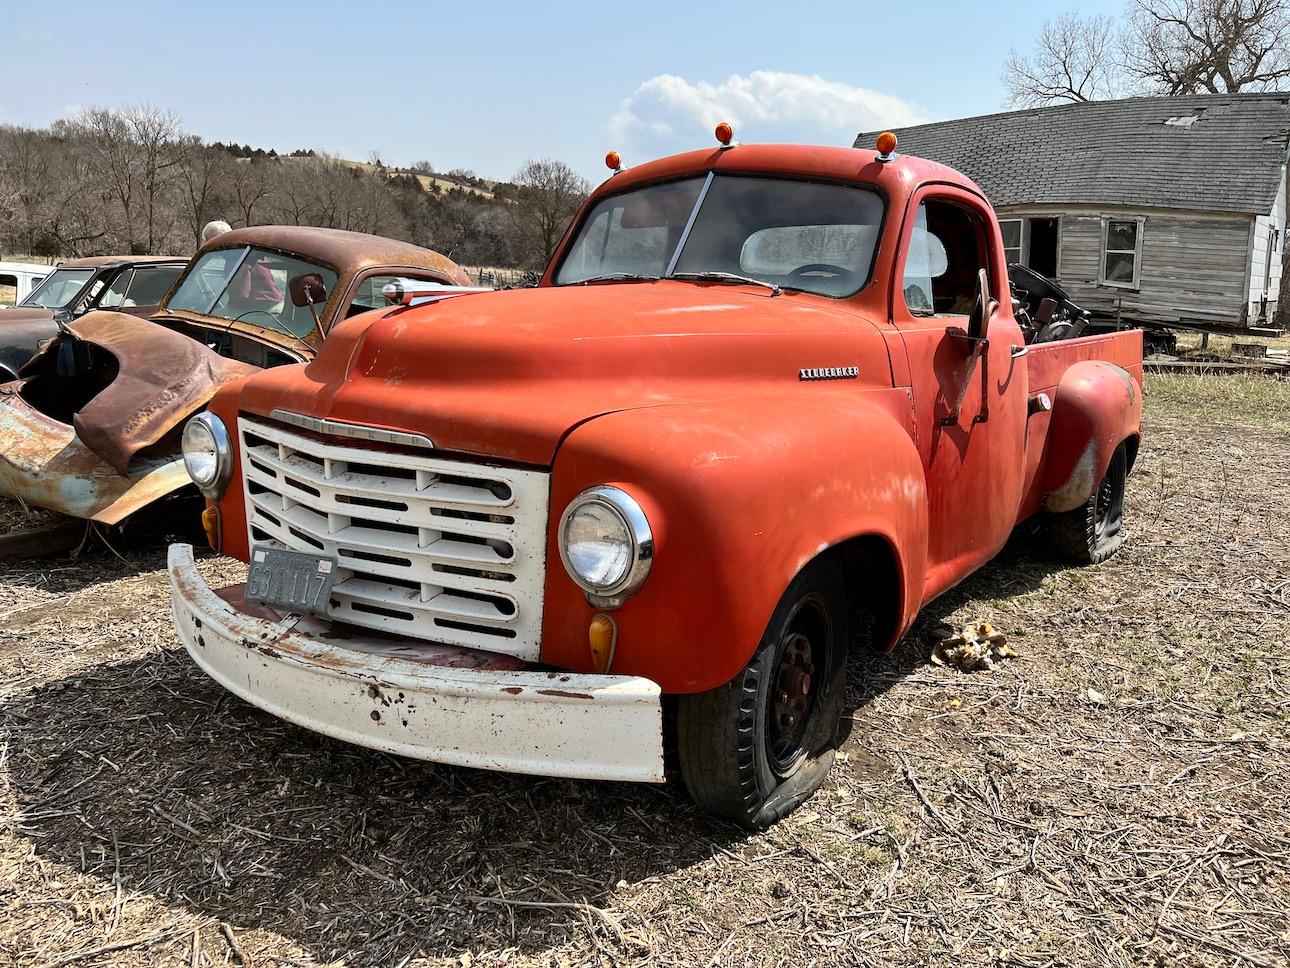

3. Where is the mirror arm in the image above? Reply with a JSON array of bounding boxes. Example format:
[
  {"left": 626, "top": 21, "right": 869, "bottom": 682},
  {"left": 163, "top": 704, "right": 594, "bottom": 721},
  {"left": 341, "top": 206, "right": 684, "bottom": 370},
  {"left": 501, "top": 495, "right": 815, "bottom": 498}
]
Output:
[{"left": 304, "top": 285, "right": 326, "bottom": 344}]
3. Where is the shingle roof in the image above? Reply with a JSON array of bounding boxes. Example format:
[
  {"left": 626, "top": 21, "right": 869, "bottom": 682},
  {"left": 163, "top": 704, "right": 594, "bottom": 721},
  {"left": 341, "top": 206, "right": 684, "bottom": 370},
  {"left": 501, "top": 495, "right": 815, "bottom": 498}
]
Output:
[{"left": 855, "top": 93, "right": 1290, "bottom": 215}]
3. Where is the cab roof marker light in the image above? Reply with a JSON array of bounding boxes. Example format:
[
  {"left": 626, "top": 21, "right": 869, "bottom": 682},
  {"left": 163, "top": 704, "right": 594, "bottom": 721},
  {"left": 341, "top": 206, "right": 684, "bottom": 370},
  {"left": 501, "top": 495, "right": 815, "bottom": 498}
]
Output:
[
  {"left": 715, "top": 121, "right": 738, "bottom": 149},
  {"left": 605, "top": 150, "right": 624, "bottom": 174},
  {"left": 875, "top": 131, "right": 898, "bottom": 163}
]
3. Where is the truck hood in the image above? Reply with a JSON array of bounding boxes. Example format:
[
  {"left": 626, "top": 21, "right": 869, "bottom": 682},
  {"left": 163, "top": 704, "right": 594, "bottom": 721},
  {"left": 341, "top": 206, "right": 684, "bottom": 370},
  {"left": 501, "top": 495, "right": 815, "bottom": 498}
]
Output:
[{"left": 237, "top": 282, "right": 892, "bottom": 465}]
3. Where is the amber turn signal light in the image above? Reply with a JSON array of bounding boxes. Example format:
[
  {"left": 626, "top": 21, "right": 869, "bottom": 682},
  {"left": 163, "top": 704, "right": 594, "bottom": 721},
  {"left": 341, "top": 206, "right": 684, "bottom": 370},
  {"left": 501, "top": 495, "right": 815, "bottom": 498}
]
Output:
[
  {"left": 605, "top": 150, "right": 622, "bottom": 172},
  {"left": 875, "top": 131, "right": 898, "bottom": 159},
  {"left": 589, "top": 613, "right": 617, "bottom": 673},
  {"left": 201, "top": 503, "right": 220, "bottom": 550},
  {"left": 715, "top": 121, "right": 734, "bottom": 146}
]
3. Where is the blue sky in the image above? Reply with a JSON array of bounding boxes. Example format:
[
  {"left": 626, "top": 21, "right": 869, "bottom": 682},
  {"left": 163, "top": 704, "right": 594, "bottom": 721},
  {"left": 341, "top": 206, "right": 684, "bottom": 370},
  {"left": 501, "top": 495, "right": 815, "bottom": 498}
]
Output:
[{"left": 2, "top": 0, "right": 1124, "bottom": 182}]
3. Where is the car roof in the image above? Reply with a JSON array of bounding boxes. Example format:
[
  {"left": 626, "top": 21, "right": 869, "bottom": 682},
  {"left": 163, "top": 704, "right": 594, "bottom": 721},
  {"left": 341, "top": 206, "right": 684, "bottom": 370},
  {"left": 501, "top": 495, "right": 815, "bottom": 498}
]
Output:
[
  {"left": 201, "top": 225, "right": 470, "bottom": 284},
  {"left": 58, "top": 255, "right": 188, "bottom": 269}
]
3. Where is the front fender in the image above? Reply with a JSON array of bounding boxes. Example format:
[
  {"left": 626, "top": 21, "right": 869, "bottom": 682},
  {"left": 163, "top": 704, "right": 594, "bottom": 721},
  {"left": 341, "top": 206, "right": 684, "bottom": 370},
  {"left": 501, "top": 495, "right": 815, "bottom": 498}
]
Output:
[
  {"left": 541, "top": 388, "right": 928, "bottom": 694},
  {"left": 1042, "top": 360, "right": 1141, "bottom": 513}
]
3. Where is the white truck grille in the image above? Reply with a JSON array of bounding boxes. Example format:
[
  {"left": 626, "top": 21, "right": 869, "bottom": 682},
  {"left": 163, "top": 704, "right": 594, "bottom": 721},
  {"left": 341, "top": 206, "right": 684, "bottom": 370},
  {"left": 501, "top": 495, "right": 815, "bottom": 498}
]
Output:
[{"left": 238, "top": 416, "right": 549, "bottom": 660}]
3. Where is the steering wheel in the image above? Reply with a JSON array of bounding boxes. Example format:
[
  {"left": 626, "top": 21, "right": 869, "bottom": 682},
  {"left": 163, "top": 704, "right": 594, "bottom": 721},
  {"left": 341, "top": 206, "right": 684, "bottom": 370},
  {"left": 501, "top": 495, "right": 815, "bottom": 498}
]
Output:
[{"left": 789, "top": 263, "right": 855, "bottom": 281}]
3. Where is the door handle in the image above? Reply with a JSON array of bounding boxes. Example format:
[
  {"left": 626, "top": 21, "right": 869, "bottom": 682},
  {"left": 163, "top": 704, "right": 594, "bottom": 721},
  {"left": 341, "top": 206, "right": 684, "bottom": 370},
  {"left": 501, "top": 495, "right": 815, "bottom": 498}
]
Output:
[{"left": 1010, "top": 344, "right": 1029, "bottom": 358}]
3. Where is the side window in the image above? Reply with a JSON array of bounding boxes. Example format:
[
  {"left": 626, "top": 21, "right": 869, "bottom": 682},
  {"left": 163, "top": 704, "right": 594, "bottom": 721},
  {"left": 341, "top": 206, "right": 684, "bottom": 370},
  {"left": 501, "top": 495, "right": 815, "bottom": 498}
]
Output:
[
  {"left": 125, "top": 264, "right": 182, "bottom": 307},
  {"left": 903, "top": 201, "right": 986, "bottom": 316},
  {"left": 98, "top": 270, "right": 134, "bottom": 309},
  {"left": 1102, "top": 218, "right": 1142, "bottom": 289},
  {"left": 347, "top": 274, "right": 439, "bottom": 317}
]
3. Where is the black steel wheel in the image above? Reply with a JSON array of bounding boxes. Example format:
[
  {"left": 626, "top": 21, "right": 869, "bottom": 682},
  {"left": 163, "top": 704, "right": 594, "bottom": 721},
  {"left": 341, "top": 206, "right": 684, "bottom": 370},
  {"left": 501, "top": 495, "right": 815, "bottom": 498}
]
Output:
[
  {"left": 677, "top": 557, "right": 848, "bottom": 829},
  {"left": 1045, "top": 442, "right": 1128, "bottom": 565}
]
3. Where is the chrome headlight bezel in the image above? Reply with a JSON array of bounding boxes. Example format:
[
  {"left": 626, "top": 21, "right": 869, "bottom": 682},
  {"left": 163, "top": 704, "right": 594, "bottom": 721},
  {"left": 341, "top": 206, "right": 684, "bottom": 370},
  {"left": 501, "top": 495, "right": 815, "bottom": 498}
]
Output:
[
  {"left": 181, "top": 412, "right": 233, "bottom": 500},
  {"left": 558, "top": 485, "right": 653, "bottom": 606}
]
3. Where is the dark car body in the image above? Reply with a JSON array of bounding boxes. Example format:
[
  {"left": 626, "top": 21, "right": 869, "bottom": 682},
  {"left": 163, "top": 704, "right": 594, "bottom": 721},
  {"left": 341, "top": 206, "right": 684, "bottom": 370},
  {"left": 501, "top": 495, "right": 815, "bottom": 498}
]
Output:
[{"left": 0, "top": 256, "right": 186, "bottom": 380}]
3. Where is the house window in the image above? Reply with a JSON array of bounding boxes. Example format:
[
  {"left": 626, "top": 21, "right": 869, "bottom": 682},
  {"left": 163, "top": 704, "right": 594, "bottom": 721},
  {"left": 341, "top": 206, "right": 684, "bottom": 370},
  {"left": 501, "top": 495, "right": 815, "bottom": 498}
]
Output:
[
  {"left": 1102, "top": 218, "right": 1143, "bottom": 289},
  {"left": 999, "top": 219, "right": 1023, "bottom": 265}
]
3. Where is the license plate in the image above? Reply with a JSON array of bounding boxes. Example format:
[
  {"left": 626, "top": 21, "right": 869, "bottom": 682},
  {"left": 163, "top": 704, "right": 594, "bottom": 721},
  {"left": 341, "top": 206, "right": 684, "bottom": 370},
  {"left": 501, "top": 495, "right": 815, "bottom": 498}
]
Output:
[{"left": 246, "top": 546, "right": 337, "bottom": 615}]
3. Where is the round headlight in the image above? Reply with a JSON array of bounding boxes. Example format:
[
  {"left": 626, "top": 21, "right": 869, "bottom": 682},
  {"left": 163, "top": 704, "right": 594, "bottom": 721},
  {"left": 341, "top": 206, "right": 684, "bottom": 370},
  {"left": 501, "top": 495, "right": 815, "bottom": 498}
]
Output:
[
  {"left": 558, "top": 486, "right": 653, "bottom": 604},
  {"left": 181, "top": 413, "right": 232, "bottom": 499}
]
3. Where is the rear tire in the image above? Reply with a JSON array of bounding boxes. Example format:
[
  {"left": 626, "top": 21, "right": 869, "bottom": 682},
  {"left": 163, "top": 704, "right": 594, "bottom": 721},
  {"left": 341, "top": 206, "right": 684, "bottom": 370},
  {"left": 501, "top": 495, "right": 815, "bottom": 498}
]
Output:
[
  {"left": 1045, "top": 442, "right": 1128, "bottom": 564},
  {"left": 676, "top": 557, "right": 847, "bottom": 829}
]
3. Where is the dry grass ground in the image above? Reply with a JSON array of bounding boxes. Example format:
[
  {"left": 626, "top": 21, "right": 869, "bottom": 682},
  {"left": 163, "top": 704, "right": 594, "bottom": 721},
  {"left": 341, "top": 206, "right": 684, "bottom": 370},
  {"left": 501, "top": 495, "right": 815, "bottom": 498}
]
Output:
[{"left": 1, "top": 374, "right": 1288, "bottom": 967}]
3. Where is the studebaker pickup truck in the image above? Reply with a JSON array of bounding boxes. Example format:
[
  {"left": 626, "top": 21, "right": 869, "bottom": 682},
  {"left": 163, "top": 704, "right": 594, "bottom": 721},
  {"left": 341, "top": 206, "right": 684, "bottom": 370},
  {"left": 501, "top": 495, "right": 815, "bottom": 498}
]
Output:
[{"left": 168, "top": 129, "right": 1142, "bottom": 828}]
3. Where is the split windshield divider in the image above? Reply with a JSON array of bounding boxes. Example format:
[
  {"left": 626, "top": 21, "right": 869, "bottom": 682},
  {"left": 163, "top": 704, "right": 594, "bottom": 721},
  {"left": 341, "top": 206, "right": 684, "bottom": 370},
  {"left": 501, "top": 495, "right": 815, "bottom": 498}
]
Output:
[
  {"left": 663, "top": 171, "right": 715, "bottom": 279},
  {"left": 201, "top": 246, "right": 252, "bottom": 316}
]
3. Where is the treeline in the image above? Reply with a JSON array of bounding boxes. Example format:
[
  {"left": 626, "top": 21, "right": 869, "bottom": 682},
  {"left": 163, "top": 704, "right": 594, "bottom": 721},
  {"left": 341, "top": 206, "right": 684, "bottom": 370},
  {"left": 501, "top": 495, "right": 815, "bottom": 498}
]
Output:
[{"left": 0, "top": 105, "right": 590, "bottom": 269}]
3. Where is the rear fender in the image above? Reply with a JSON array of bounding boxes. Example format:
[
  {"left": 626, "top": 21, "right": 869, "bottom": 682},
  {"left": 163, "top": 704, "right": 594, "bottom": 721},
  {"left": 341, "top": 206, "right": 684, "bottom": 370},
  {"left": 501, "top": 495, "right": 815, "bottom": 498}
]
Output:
[
  {"left": 1042, "top": 360, "right": 1141, "bottom": 513},
  {"left": 542, "top": 388, "right": 928, "bottom": 694}
]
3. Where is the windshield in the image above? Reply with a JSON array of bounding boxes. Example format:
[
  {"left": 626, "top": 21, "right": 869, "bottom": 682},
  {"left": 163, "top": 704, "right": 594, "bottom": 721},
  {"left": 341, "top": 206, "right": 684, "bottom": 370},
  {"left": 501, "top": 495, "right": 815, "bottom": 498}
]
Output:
[
  {"left": 20, "top": 268, "right": 95, "bottom": 309},
  {"left": 165, "top": 246, "right": 338, "bottom": 338},
  {"left": 555, "top": 174, "right": 883, "bottom": 298}
]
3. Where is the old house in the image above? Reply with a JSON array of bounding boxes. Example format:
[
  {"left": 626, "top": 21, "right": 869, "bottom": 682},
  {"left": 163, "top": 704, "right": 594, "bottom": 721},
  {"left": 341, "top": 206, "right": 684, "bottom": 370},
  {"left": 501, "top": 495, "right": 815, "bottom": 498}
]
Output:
[{"left": 856, "top": 94, "right": 1289, "bottom": 330}]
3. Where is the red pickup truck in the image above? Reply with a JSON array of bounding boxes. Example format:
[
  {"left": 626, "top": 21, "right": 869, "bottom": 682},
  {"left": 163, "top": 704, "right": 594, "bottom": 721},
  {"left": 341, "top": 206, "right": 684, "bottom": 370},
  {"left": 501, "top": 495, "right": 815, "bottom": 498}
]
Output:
[{"left": 167, "top": 129, "right": 1142, "bottom": 828}]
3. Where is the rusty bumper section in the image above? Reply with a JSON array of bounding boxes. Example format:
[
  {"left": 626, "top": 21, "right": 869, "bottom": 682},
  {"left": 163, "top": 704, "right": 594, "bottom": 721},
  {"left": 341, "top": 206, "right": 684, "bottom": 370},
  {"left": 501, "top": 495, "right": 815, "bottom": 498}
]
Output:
[
  {"left": 0, "top": 391, "right": 189, "bottom": 524},
  {"left": 167, "top": 544, "right": 665, "bottom": 782}
]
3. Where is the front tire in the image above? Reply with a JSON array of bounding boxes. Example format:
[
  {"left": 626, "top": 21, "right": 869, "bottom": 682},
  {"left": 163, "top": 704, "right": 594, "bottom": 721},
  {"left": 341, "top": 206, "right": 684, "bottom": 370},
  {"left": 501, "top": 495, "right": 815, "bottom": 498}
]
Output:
[
  {"left": 1045, "top": 442, "right": 1128, "bottom": 564},
  {"left": 676, "top": 557, "right": 847, "bottom": 829}
]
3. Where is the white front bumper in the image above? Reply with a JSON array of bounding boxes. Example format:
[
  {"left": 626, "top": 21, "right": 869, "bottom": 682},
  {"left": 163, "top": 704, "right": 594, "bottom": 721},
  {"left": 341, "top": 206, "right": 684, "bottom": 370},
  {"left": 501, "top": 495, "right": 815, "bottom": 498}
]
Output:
[{"left": 168, "top": 544, "right": 665, "bottom": 782}]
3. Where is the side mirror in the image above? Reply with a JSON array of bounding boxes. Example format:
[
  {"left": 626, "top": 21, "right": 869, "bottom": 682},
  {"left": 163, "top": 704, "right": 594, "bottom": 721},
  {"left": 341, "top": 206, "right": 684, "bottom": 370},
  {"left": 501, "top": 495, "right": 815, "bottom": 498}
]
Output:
[
  {"left": 966, "top": 267, "right": 995, "bottom": 342},
  {"left": 289, "top": 272, "right": 327, "bottom": 308}
]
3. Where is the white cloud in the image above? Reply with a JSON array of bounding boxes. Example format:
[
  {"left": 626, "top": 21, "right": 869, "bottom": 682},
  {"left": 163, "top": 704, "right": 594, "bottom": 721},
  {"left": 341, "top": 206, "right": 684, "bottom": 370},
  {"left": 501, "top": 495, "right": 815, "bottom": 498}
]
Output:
[{"left": 610, "top": 71, "right": 928, "bottom": 154}]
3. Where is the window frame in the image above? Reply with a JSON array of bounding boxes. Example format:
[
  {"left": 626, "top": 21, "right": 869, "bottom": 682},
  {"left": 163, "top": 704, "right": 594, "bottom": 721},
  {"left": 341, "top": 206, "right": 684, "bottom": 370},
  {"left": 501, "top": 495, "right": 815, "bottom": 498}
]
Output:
[
  {"left": 998, "top": 218, "right": 1024, "bottom": 267},
  {"left": 898, "top": 196, "right": 993, "bottom": 320},
  {"left": 1099, "top": 216, "right": 1145, "bottom": 290}
]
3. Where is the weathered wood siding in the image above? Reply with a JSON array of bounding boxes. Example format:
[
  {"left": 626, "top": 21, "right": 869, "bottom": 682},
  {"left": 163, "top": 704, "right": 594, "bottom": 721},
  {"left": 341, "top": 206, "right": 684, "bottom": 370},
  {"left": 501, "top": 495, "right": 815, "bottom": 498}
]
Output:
[
  {"left": 1247, "top": 166, "right": 1285, "bottom": 322},
  {"left": 1057, "top": 212, "right": 1252, "bottom": 327}
]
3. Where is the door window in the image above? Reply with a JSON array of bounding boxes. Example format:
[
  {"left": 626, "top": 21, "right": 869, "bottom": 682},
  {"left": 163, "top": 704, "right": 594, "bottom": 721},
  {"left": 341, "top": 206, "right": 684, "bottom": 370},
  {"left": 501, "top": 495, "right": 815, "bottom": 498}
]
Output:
[
  {"left": 903, "top": 201, "right": 987, "bottom": 316},
  {"left": 124, "top": 264, "right": 183, "bottom": 306},
  {"left": 97, "top": 269, "right": 134, "bottom": 309}
]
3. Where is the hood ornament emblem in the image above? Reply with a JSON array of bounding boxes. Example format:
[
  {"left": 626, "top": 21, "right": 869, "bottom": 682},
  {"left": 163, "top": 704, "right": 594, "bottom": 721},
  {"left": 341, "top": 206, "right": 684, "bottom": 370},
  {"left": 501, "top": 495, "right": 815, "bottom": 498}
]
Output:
[{"left": 799, "top": 366, "right": 859, "bottom": 381}]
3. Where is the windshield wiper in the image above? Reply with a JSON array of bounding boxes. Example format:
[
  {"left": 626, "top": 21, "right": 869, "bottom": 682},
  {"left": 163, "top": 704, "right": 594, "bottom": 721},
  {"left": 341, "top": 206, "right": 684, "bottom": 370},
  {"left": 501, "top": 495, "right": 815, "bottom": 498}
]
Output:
[
  {"left": 670, "top": 271, "right": 781, "bottom": 296},
  {"left": 573, "top": 272, "right": 661, "bottom": 285}
]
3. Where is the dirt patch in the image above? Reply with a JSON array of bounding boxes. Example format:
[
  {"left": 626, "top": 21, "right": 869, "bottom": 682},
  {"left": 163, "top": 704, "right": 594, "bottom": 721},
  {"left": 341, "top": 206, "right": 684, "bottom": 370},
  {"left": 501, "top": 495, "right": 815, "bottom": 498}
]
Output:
[{"left": 2, "top": 375, "right": 1288, "bottom": 966}]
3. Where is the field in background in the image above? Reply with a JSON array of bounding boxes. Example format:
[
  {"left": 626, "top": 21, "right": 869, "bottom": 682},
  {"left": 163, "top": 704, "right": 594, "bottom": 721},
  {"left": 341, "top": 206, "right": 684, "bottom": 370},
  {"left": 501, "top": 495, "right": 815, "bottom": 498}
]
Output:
[{"left": 1, "top": 373, "right": 1287, "bottom": 966}]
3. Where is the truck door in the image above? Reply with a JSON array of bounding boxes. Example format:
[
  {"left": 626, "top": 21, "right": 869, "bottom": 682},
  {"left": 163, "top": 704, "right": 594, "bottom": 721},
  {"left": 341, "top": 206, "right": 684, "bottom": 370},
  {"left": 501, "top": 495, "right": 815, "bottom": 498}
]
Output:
[{"left": 890, "top": 188, "right": 1029, "bottom": 601}]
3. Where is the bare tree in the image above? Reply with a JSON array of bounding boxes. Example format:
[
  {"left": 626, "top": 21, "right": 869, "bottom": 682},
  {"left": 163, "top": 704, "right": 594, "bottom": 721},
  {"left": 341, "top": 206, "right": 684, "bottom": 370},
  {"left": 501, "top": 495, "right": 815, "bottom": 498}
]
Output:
[
  {"left": 175, "top": 136, "right": 231, "bottom": 246},
  {"left": 510, "top": 159, "right": 589, "bottom": 268},
  {"left": 1122, "top": 0, "right": 1290, "bottom": 93},
  {"left": 1005, "top": 12, "right": 1123, "bottom": 105},
  {"left": 124, "top": 105, "right": 182, "bottom": 253},
  {"left": 229, "top": 158, "right": 274, "bottom": 227}
]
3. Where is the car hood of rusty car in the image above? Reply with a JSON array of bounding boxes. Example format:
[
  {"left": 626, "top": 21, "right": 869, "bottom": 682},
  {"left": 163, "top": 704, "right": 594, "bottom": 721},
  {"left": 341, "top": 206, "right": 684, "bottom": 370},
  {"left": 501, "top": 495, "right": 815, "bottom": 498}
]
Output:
[
  {"left": 16, "top": 311, "right": 258, "bottom": 474},
  {"left": 0, "top": 307, "right": 58, "bottom": 377},
  {"left": 235, "top": 281, "right": 891, "bottom": 465}
]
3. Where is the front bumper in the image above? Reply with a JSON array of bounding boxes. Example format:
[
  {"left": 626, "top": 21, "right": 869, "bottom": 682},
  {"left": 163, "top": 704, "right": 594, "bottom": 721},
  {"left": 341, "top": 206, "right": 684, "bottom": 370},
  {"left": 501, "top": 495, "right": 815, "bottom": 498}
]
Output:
[
  {"left": 167, "top": 544, "right": 665, "bottom": 782},
  {"left": 0, "top": 387, "right": 189, "bottom": 524}
]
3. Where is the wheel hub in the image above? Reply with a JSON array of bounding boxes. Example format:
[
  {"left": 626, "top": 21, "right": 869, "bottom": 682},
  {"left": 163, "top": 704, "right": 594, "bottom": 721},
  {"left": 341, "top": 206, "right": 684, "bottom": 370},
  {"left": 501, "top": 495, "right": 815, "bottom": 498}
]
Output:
[{"left": 772, "top": 633, "right": 815, "bottom": 748}]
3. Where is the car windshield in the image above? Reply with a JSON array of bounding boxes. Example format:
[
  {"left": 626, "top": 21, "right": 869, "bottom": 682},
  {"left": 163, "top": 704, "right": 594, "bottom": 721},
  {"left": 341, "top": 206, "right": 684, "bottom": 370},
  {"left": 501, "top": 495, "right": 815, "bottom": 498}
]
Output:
[
  {"left": 555, "top": 174, "right": 884, "bottom": 298},
  {"left": 165, "top": 246, "right": 338, "bottom": 338},
  {"left": 20, "top": 268, "right": 95, "bottom": 309}
]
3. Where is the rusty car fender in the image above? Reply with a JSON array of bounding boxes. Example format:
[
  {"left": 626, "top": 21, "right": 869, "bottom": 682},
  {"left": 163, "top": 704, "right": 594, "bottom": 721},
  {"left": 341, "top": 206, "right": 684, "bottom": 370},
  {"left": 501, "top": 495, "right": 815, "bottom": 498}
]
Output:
[
  {"left": 539, "top": 387, "right": 929, "bottom": 694},
  {"left": 1041, "top": 359, "right": 1142, "bottom": 513}
]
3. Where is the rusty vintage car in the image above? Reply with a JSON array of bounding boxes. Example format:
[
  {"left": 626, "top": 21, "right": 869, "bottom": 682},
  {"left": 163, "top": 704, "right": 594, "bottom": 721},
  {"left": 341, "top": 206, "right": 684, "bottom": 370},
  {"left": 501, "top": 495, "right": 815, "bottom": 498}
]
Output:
[
  {"left": 168, "top": 128, "right": 1143, "bottom": 828},
  {"left": 0, "top": 227, "right": 471, "bottom": 526},
  {"left": 0, "top": 256, "right": 187, "bottom": 382}
]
